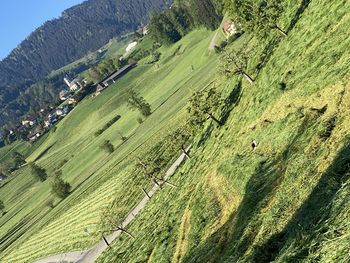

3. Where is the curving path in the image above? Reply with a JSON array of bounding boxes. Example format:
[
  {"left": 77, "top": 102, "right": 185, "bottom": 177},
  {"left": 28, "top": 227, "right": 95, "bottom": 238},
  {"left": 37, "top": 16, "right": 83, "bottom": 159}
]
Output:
[{"left": 33, "top": 146, "right": 191, "bottom": 263}]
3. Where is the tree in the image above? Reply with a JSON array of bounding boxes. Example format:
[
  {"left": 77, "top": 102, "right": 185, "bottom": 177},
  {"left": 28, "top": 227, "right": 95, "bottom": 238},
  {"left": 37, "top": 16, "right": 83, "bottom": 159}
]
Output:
[
  {"left": 29, "top": 162, "right": 47, "bottom": 182},
  {"left": 167, "top": 126, "right": 191, "bottom": 158},
  {"left": 127, "top": 90, "right": 152, "bottom": 117},
  {"left": 86, "top": 66, "right": 103, "bottom": 84},
  {"left": 187, "top": 88, "right": 223, "bottom": 130},
  {"left": 219, "top": 47, "right": 255, "bottom": 85},
  {"left": 149, "top": 12, "right": 182, "bottom": 45},
  {"left": 11, "top": 151, "right": 26, "bottom": 168},
  {"left": 225, "top": 0, "right": 286, "bottom": 38},
  {"left": 100, "top": 140, "right": 114, "bottom": 154},
  {"left": 187, "top": 0, "right": 223, "bottom": 30},
  {"left": 51, "top": 177, "right": 71, "bottom": 199},
  {"left": 0, "top": 200, "right": 4, "bottom": 215}
]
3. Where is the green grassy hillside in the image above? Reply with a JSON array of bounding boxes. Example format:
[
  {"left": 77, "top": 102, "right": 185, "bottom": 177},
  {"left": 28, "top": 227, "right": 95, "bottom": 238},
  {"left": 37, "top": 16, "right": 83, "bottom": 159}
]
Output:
[
  {"left": 0, "top": 29, "right": 218, "bottom": 263},
  {"left": 95, "top": 1, "right": 350, "bottom": 262},
  {"left": 1, "top": 1, "right": 349, "bottom": 262}
]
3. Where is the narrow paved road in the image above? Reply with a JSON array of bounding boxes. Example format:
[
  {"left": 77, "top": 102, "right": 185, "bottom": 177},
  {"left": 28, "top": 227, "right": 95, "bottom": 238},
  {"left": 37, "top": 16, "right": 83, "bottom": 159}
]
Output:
[
  {"left": 209, "top": 31, "right": 219, "bottom": 50},
  {"left": 33, "top": 146, "right": 191, "bottom": 263}
]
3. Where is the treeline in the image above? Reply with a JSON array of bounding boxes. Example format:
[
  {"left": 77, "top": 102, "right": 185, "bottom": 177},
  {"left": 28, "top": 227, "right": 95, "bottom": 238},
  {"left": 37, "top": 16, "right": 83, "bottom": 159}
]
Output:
[
  {"left": 86, "top": 55, "right": 125, "bottom": 84},
  {"left": 149, "top": 0, "right": 223, "bottom": 45}
]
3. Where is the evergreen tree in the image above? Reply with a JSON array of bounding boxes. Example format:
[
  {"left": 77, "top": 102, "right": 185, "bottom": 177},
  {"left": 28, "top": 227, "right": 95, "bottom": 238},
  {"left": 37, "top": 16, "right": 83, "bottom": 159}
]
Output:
[{"left": 187, "top": 0, "right": 223, "bottom": 30}]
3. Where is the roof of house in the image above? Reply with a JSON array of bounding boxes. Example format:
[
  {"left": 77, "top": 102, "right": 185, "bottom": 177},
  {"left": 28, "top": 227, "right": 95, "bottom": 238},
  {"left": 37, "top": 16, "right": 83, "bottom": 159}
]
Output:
[
  {"left": 100, "top": 63, "right": 136, "bottom": 85},
  {"left": 223, "top": 20, "right": 233, "bottom": 31}
]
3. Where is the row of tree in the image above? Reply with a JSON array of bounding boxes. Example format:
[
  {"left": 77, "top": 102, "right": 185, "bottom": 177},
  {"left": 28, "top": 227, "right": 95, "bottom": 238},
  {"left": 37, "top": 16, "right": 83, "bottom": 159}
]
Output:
[{"left": 29, "top": 162, "right": 71, "bottom": 200}]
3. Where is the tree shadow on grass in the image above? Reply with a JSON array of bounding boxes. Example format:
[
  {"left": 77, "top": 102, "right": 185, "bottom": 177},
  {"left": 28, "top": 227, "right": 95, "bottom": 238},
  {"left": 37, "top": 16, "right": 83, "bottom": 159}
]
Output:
[
  {"left": 287, "top": 0, "right": 312, "bottom": 33},
  {"left": 183, "top": 116, "right": 316, "bottom": 263},
  {"left": 33, "top": 142, "right": 56, "bottom": 162},
  {"left": 255, "top": 37, "right": 281, "bottom": 78},
  {"left": 250, "top": 140, "right": 350, "bottom": 263},
  {"left": 219, "top": 81, "right": 242, "bottom": 126}
]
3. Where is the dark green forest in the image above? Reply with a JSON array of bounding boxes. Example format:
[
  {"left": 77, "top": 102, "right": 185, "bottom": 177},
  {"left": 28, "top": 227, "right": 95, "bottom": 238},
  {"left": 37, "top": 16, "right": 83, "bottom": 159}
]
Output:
[{"left": 0, "top": 0, "right": 172, "bottom": 130}]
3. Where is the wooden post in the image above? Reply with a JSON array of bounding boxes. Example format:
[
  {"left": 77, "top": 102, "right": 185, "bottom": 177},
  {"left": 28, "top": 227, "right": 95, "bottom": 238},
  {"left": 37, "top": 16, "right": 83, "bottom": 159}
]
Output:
[
  {"left": 275, "top": 25, "right": 288, "bottom": 37},
  {"left": 242, "top": 72, "right": 255, "bottom": 85},
  {"left": 102, "top": 234, "right": 110, "bottom": 247},
  {"left": 141, "top": 187, "right": 151, "bottom": 199},
  {"left": 116, "top": 227, "right": 135, "bottom": 239},
  {"left": 182, "top": 145, "right": 191, "bottom": 159}
]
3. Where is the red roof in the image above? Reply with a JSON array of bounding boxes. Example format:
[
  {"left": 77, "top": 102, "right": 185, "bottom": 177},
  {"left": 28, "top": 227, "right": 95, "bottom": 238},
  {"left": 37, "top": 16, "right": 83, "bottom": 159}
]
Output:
[{"left": 223, "top": 20, "right": 233, "bottom": 32}]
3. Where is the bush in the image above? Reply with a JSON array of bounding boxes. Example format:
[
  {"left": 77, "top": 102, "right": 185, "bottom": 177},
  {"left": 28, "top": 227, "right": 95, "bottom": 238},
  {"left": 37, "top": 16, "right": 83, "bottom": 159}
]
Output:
[
  {"left": 94, "top": 115, "right": 121, "bottom": 137},
  {"left": 51, "top": 177, "right": 71, "bottom": 199},
  {"left": 45, "top": 199, "right": 55, "bottom": 208},
  {"left": 29, "top": 162, "right": 47, "bottom": 182},
  {"left": 58, "top": 159, "right": 68, "bottom": 167},
  {"left": 0, "top": 200, "right": 4, "bottom": 215},
  {"left": 11, "top": 151, "right": 25, "bottom": 168},
  {"left": 319, "top": 116, "right": 337, "bottom": 140},
  {"left": 54, "top": 170, "right": 63, "bottom": 177},
  {"left": 136, "top": 117, "right": 143, "bottom": 124},
  {"left": 100, "top": 140, "right": 114, "bottom": 154}
]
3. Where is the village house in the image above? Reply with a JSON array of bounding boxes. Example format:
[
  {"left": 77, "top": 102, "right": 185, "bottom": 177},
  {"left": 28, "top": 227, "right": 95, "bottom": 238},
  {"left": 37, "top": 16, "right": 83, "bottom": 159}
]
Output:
[
  {"left": 95, "top": 63, "right": 136, "bottom": 95},
  {"left": 27, "top": 126, "right": 43, "bottom": 142},
  {"left": 22, "top": 117, "right": 36, "bottom": 127},
  {"left": 125, "top": 41, "right": 138, "bottom": 54},
  {"left": 67, "top": 97, "right": 77, "bottom": 105},
  {"left": 59, "top": 90, "right": 72, "bottom": 101},
  {"left": 223, "top": 20, "right": 238, "bottom": 37},
  {"left": 142, "top": 25, "right": 149, "bottom": 35},
  {"left": 64, "top": 77, "right": 83, "bottom": 91}
]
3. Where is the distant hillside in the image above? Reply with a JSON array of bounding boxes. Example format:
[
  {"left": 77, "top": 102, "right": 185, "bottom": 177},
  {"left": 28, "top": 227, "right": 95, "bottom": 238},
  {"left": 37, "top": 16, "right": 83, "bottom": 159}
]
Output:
[{"left": 0, "top": 0, "right": 171, "bottom": 128}]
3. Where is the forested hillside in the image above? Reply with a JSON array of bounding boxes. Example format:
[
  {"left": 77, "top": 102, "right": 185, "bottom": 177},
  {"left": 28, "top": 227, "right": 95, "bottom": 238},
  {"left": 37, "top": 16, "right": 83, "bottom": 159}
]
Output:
[{"left": 0, "top": 0, "right": 171, "bottom": 129}]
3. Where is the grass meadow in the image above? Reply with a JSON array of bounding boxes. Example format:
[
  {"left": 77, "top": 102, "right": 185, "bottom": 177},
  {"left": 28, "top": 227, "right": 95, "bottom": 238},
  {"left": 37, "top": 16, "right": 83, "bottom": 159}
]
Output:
[
  {"left": 0, "top": 29, "right": 218, "bottom": 263},
  {"left": 95, "top": 0, "right": 350, "bottom": 262},
  {"left": 1, "top": 0, "right": 350, "bottom": 262}
]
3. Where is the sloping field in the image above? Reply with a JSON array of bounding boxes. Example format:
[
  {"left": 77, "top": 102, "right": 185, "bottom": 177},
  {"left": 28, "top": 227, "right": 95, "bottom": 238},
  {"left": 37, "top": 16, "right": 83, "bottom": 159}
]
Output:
[
  {"left": 95, "top": 0, "right": 350, "bottom": 262},
  {"left": 0, "top": 29, "right": 219, "bottom": 263}
]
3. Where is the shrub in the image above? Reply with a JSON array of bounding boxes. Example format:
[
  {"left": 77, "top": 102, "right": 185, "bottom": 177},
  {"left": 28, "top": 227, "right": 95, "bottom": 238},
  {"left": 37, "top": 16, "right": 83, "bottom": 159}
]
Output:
[
  {"left": 54, "top": 170, "right": 62, "bottom": 177},
  {"left": 136, "top": 117, "right": 143, "bottom": 124},
  {"left": 94, "top": 115, "right": 121, "bottom": 137},
  {"left": 0, "top": 200, "right": 4, "bottom": 215},
  {"left": 319, "top": 116, "right": 337, "bottom": 140},
  {"left": 51, "top": 177, "right": 71, "bottom": 199},
  {"left": 58, "top": 159, "right": 68, "bottom": 167},
  {"left": 29, "top": 162, "right": 47, "bottom": 182},
  {"left": 279, "top": 82, "right": 287, "bottom": 91},
  {"left": 45, "top": 199, "right": 55, "bottom": 208},
  {"left": 100, "top": 140, "right": 114, "bottom": 154},
  {"left": 11, "top": 151, "right": 25, "bottom": 168}
]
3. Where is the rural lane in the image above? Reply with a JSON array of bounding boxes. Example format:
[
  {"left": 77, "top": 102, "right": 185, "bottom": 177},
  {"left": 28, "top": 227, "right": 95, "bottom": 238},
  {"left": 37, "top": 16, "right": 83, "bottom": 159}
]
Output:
[{"left": 33, "top": 146, "right": 191, "bottom": 263}]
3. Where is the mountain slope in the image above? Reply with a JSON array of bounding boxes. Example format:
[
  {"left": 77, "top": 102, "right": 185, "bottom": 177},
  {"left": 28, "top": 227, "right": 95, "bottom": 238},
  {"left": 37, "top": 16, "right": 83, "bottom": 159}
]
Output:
[{"left": 0, "top": 0, "right": 171, "bottom": 128}]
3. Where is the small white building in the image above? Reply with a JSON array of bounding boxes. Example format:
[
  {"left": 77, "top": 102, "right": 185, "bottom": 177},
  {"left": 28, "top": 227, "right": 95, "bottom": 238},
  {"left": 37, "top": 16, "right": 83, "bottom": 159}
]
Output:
[
  {"left": 126, "top": 42, "right": 138, "bottom": 54},
  {"left": 22, "top": 118, "right": 36, "bottom": 126}
]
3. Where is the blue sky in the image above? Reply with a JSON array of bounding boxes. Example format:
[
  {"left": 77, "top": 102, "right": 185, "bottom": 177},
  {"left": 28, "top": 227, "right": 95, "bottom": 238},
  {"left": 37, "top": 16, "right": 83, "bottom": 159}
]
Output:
[{"left": 0, "top": 0, "right": 85, "bottom": 60}]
